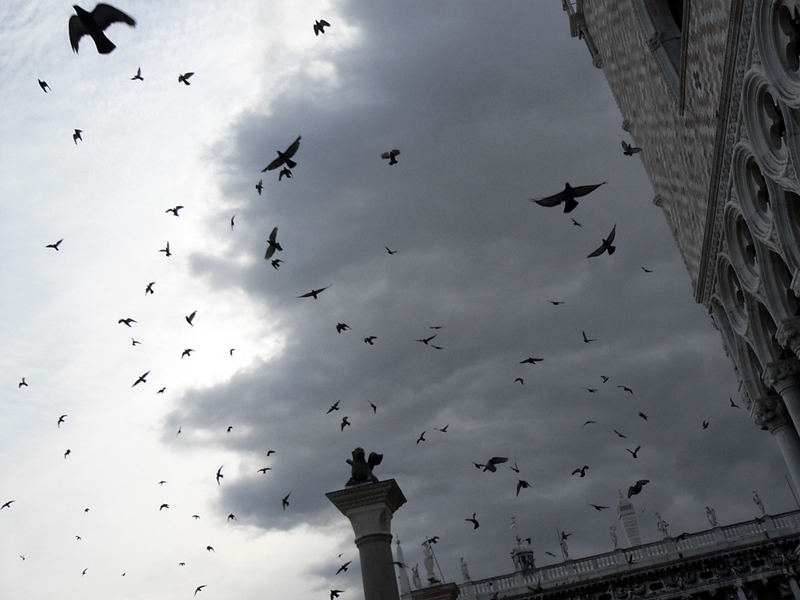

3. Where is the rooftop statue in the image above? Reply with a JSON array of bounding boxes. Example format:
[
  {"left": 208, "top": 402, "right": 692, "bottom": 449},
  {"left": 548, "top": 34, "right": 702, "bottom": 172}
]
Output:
[{"left": 346, "top": 447, "right": 383, "bottom": 486}]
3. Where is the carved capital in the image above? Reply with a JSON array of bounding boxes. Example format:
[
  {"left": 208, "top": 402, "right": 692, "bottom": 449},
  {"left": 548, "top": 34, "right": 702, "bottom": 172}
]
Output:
[
  {"left": 763, "top": 358, "right": 800, "bottom": 392},
  {"left": 326, "top": 479, "right": 406, "bottom": 543},
  {"left": 778, "top": 318, "right": 800, "bottom": 357},
  {"left": 752, "top": 396, "right": 791, "bottom": 431}
]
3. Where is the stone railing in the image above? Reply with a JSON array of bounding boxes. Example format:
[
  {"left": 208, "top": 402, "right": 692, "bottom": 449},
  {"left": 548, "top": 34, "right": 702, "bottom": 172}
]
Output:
[{"left": 452, "top": 510, "right": 800, "bottom": 600}]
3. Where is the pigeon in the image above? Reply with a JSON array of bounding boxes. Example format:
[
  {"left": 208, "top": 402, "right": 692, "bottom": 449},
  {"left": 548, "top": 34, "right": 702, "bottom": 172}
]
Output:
[
  {"left": 618, "top": 385, "right": 634, "bottom": 394},
  {"left": 159, "top": 503, "right": 169, "bottom": 510},
  {"left": 314, "top": 19, "right": 331, "bottom": 35},
  {"left": 638, "top": 412, "right": 648, "bottom": 421},
  {"left": 271, "top": 258, "right": 283, "bottom": 269},
  {"left": 514, "top": 377, "right": 524, "bottom": 385},
  {"left": 510, "top": 461, "right": 520, "bottom": 473},
  {"left": 613, "top": 429, "right": 627, "bottom": 439},
  {"left": 589, "top": 503, "right": 609, "bottom": 511},
  {"left": 298, "top": 286, "right": 329, "bottom": 299},
  {"left": 118, "top": 317, "right": 136, "bottom": 327},
  {"left": 571, "top": 218, "right": 582, "bottom": 227},
  {"left": 216, "top": 466, "right": 223, "bottom": 485},
  {"left": 627, "top": 446, "right": 641, "bottom": 458},
  {"left": 601, "top": 375, "right": 609, "bottom": 383},
  {"left": 165, "top": 205, "right": 183, "bottom": 216},
  {"left": 159, "top": 241, "right": 171, "bottom": 257},
  {"left": 258, "top": 467, "right": 272, "bottom": 474},
  {"left": 157, "top": 387, "right": 166, "bottom": 394},
  {"left": 206, "top": 546, "right": 214, "bottom": 552},
  {"left": 369, "top": 402, "right": 377, "bottom": 413},
  {"left": 381, "top": 149, "right": 400, "bottom": 165},
  {"left": 416, "top": 335, "right": 437, "bottom": 345},
  {"left": 1, "top": 500, "right": 15, "bottom": 510},
  {"left": 264, "top": 227, "right": 282, "bottom": 260},
  {"left": 181, "top": 348, "right": 194, "bottom": 359},
  {"left": 326, "top": 400, "right": 340, "bottom": 414},
  {"left": 18, "top": 378, "right": 28, "bottom": 388},
  {"left": 482, "top": 457, "right": 508, "bottom": 472},
  {"left": 230, "top": 215, "right": 235, "bottom": 230},
  {"left": 336, "top": 561, "right": 352, "bottom": 575},
  {"left": 131, "top": 67, "right": 143, "bottom": 81},
  {"left": 46, "top": 238, "right": 64, "bottom": 250},
  {"left": 145, "top": 281, "right": 155, "bottom": 295},
  {"left": 572, "top": 465, "right": 589, "bottom": 477},
  {"left": 255, "top": 179, "right": 263, "bottom": 195},
  {"left": 330, "top": 590, "right": 344, "bottom": 600},
  {"left": 340, "top": 416, "right": 351, "bottom": 431},
  {"left": 364, "top": 336, "right": 377, "bottom": 345},
  {"left": 185, "top": 311, "right": 197, "bottom": 326},
  {"left": 282, "top": 493, "right": 291, "bottom": 510},
  {"left": 532, "top": 181, "right": 607, "bottom": 213},
  {"left": 132, "top": 370, "right": 150, "bottom": 387},
  {"left": 336, "top": 323, "right": 350, "bottom": 333},
  {"left": 416, "top": 431, "right": 426, "bottom": 444},
  {"left": 702, "top": 420, "right": 710, "bottom": 429},
  {"left": 38, "top": 79, "right": 50, "bottom": 92},
  {"left": 229, "top": 348, "right": 235, "bottom": 356},
  {"left": 68, "top": 4, "right": 136, "bottom": 54},
  {"left": 57, "top": 414, "right": 68, "bottom": 428},
  {"left": 587, "top": 225, "right": 617, "bottom": 258},
  {"left": 621, "top": 140, "right": 642, "bottom": 156},
  {"left": 520, "top": 357, "right": 543, "bottom": 365},
  {"left": 584, "top": 387, "right": 597, "bottom": 393},
  {"left": 279, "top": 168, "right": 292, "bottom": 180},
  {"left": 73, "top": 129, "right": 83, "bottom": 144},
  {"left": 263, "top": 136, "right": 301, "bottom": 171},
  {"left": 64, "top": 448, "right": 71, "bottom": 459},
  {"left": 548, "top": 300, "right": 564, "bottom": 305},
  {"left": 465, "top": 513, "right": 479, "bottom": 529},
  {"left": 435, "top": 424, "right": 449, "bottom": 433},
  {"left": 385, "top": 246, "right": 398, "bottom": 254},
  {"left": 582, "top": 331, "right": 595, "bottom": 343},
  {"left": 582, "top": 420, "right": 597, "bottom": 426},
  {"left": 178, "top": 72, "right": 194, "bottom": 85},
  {"left": 227, "top": 513, "right": 236, "bottom": 521},
  {"left": 641, "top": 266, "right": 653, "bottom": 273},
  {"left": 627, "top": 479, "right": 650, "bottom": 498},
  {"left": 194, "top": 586, "right": 206, "bottom": 596},
  {"left": 516, "top": 480, "right": 531, "bottom": 496}
]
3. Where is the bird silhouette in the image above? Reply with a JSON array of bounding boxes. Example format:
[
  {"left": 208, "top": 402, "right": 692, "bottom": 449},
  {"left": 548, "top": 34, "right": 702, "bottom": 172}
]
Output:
[
  {"left": 266, "top": 449, "right": 276, "bottom": 456},
  {"left": 618, "top": 385, "right": 634, "bottom": 394},
  {"left": 46, "top": 239, "right": 64, "bottom": 251},
  {"left": 73, "top": 129, "right": 83, "bottom": 144},
  {"left": 178, "top": 72, "right": 194, "bottom": 85},
  {"left": 601, "top": 375, "right": 610, "bottom": 383},
  {"left": 194, "top": 585, "right": 206, "bottom": 596},
  {"left": 613, "top": 429, "right": 627, "bottom": 439},
  {"left": 416, "top": 334, "right": 437, "bottom": 345},
  {"left": 282, "top": 493, "right": 291, "bottom": 510},
  {"left": 627, "top": 446, "right": 641, "bottom": 458},
  {"left": 18, "top": 378, "right": 28, "bottom": 388},
  {"left": 185, "top": 311, "right": 197, "bottom": 326},
  {"left": 38, "top": 79, "right": 50, "bottom": 92},
  {"left": 514, "top": 377, "right": 524, "bottom": 385},
  {"left": 641, "top": 266, "right": 653, "bottom": 273},
  {"left": 510, "top": 460, "right": 520, "bottom": 473},
  {"left": 298, "top": 286, "right": 329, "bottom": 299},
  {"left": 314, "top": 19, "right": 331, "bottom": 35},
  {"left": 571, "top": 218, "right": 582, "bottom": 227},
  {"left": 69, "top": 4, "right": 136, "bottom": 54},
  {"left": 549, "top": 300, "right": 564, "bottom": 305},
  {"left": 364, "top": 336, "right": 377, "bottom": 345},
  {"left": 271, "top": 258, "right": 283, "bottom": 269},
  {"left": 385, "top": 246, "right": 398, "bottom": 254},
  {"left": 589, "top": 503, "right": 609, "bottom": 511},
  {"left": 381, "top": 149, "right": 400, "bottom": 165},
  {"left": 230, "top": 215, "right": 235, "bottom": 229},
  {"left": 216, "top": 466, "right": 223, "bottom": 485},
  {"left": 584, "top": 387, "right": 597, "bottom": 393},
  {"left": 227, "top": 513, "right": 236, "bottom": 521},
  {"left": 206, "top": 546, "right": 214, "bottom": 552},
  {"left": 165, "top": 205, "right": 183, "bottom": 216},
  {"left": 582, "top": 331, "right": 595, "bottom": 343},
  {"left": 516, "top": 480, "right": 531, "bottom": 495},
  {"left": 118, "top": 318, "right": 136, "bottom": 327},
  {"left": 255, "top": 179, "right": 263, "bottom": 195},
  {"left": 264, "top": 227, "right": 282, "bottom": 260},
  {"left": 638, "top": 412, "right": 648, "bottom": 421},
  {"left": 336, "top": 560, "right": 352, "bottom": 575},
  {"left": 435, "top": 424, "right": 449, "bottom": 433},
  {"left": 416, "top": 431, "right": 426, "bottom": 444},
  {"left": 520, "top": 357, "right": 543, "bottom": 365},
  {"left": 702, "top": 420, "right": 710, "bottom": 429},
  {"left": 258, "top": 467, "right": 272, "bottom": 474},
  {"left": 159, "top": 241, "right": 171, "bottom": 257},
  {"left": 132, "top": 370, "right": 150, "bottom": 387},
  {"left": 572, "top": 465, "right": 589, "bottom": 477},
  {"left": 263, "top": 136, "right": 301, "bottom": 171},
  {"left": 64, "top": 449, "right": 71, "bottom": 459},
  {"left": 340, "top": 416, "right": 351, "bottom": 431},
  {"left": 57, "top": 414, "right": 67, "bottom": 428},
  {"left": 621, "top": 140, "right": 642, "bottom": 156},
  {"left": 159, "top": 503, "right": 169, "bottom": 511},
  {"left": 181, "top": 348, "right": 194, "bottom": 359},
  {"left": 279, "top": 168, "right": 293, "bottom": 180},
  {"left": 145, "top": 281, "right": 155, "bottom": 295},
  {"left": 327, "top": 401, "right": 340, "bottom": 414},
  {"left": 587, "top": 225, "right": 617, "bottom": 258},
  {"left": 1, "top": 500, "right": 15, "bottom": 510},
  {"left": 482, "top": 457, "right": 508, "bottom": 472},
  {"left": 369, "top": 402, "right": 377, "bottom": 413},
  {"left": 465, "top": 513, "right": 479, "bottom": 529},
  {"left": 532, "top": 181, "right": 607, "bottom": 213},
  {"left": 130, "top": 67, "right": 143, "bottom": 81},
  {"left": 582, "top": 420, "right": 597, "bottom": 426},
  {"left": 157, "top": 387, "right": 166, "bottom": 394},
  {"left": 330, "top": 590, "right": 344, "bottom": 600},
  {"left": 627, "top": 479, "right": 650, "bottom": 497},
  {"left": 336, "top": 323, "right": 350, "bottom": 333}
]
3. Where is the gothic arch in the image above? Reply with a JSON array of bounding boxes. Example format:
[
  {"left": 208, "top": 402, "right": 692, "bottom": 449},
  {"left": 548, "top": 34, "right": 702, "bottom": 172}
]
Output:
[
  {"left": 748, "top": 299, "right": 788, "bottom": 366},
  {"left": 732, "top": 143, "right": 777, "bottom": 243},
  {"left": 755, "top": 0, "right": 800, "bottom": 107},
  {"left": 723, "top": 202, "right": 762, "bottom": 295},
  {"left": 717, "top": 254, "right": 750, "bottom": 336},
  {"left": 759, "top": 248, "right": 800, "bottom": 319},
  {"left": 771, "top": 181, "right": 800, "bottom": 277},
  {"left": 742, "top": 67, "right": 791, "bottom": 180}
]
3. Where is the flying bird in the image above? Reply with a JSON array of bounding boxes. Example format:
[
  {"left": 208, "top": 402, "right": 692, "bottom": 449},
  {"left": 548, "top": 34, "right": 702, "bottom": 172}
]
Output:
[
  {"left": 279, "top": 168, "right": 292, "bottom": 180},
  {"left": 638, "top": 412, "right": 648, "bottom": 421},
  {"left": 298, "top": 286, "right": 329, "bottom": 299},
  {"left": 520, "top": 356, "right": 543, "bottom": 365},
  {"left": 416, "top": 431, "right": 426, "bottom": 444},
  {"left": 159, "top": 241, "right": 171, "bottom": 257},
  {"left": 627, "top": 446, "right": 641, "bottom": 458},
  {"left": 548, "top": 300, "right": 564, "bottom": 305},
  {"left": 416, "top": 335, "right": 437, "bottom": 345},
  {"left": 589, "top": 503, "right": 609, "bottom": 511},
  {"left": 178, "top": 72, "right": 194, "bottom": 85},
  {"left": 601, "top": 375, "right": 609, "bottom": 383},
  {"left": 327, "top": 400, "right": 340, "bottom": 414},
  {"left": 130, "top": 67, "right": 143, "bottom": 81},
  {"left": 514, "top": 377, "right": 524, "bottom": 385},
  {"left": 627, "top": 479, "right": 650, "bottom": 497},
  {"left": 266, "top": 449, "right": 276, "bottom": 456},
  {"left": 69, "top": 4, "right": 136, "bottom": 54},
  {"left": 330, "top": 590, "right": 344, "bottom": 600},
  {"left": 118, "top": 317, "right": 136, "bottom": 327},
  {"left": 263, "top": 136, "right": 301, "bottom": 171},
  {"left": 613, "top": 429, "right": 627, "bottom": 438},
  {"left": 38, "top": 79, "right": 50, "bottom": 92},
  {"left": 571, "top": 218, "right": 582, "bottom": 227},
  {"left": 57, "top": 414, "right": 68, "bottom": 428},
  {"left": 364, "top": 336, "right": 377, "bottom": 345},
  {"left": 216, "top": 466, "right": 223, "bottom": 485},
  {"left": 336, "top": 560, "right": 352, "bottom": 575},
  {"left": 257, "top": 467, "right": 272, "bottom": 474},
  {"left": 369, "top": 402, "right": 377, "bottom": 413},
  {"left": 181, "top": 348, "right": 194, "bottom": 359},
  {"left": 584, "top": 387, "right": 597, "bottom": 393},
  {"left": 510, "top": 460, "right": 520, "bottom": 473},
  {"left": 229, "top": 348, "right": 235, "bottom": 356},
  {"left": 157, "top": 387, "right": 166, "bottom": 394},
  {"left": 145, "top": 281, "right": 155, "bottom": 295},
  {"left": 159, "top": 503, "right": 169, "bottom": 510},
  {"left": 18, "top": 378, "right": 28, "bottom": 388},
  {"left": 465, "top": 513, "right": 479, "bottom": 529},
  {"left": 165, "top": 205, "right": 183, "bottom": 216},
  {"left": 702, "top": 420, "right": 710, "bottom": 429},
  {"left": 516, "top": 480, "right": 531, "bottom": 496},
  {"left": 185, "top": 310, "right": 197, "bottom": 326},
  {"left": 582, "top": 331, "right": 595, "bottom": 343},
  {"left": 621, "top": 140, "right": 642, "bottom": 156},
  {"left": 641, "top": 266, "right": 653, "bottom": 273},
  {"left": 255, "top": 179, "right": 263, "bottom": 195},
  {"left": 64, "top": 448, "right": 71, "bottom": 459},
  {"left": 230, "top": 215, "right": 235, "bottom": 229},
  {"left": 227, "top": 513, "right": 236, "bottom": 521},
  {"left": 572, "top": 465, "right": 589, "bottom": 477},
  {"left": 336, "top": 323, "right": 350, "bottom": 333},
  {"left": 1, "top": 500, "right": 15, "bottom": 510},
  {"left": 314, "top": 19, "right": 331, "bottom": 35},
  {"left": 194, "top": 585, "right": 206, "bottom": 596},
  {"left": 385, "top": 246, "right": 398, "bottom": 254},
  {"left": 587, "top": 225, "right": 617, "bottom": 258},
  {"left": 46, "top": 238, "right": 64, "bottom": 251},
  {"left": 73, "top": 129, "right": 83, "bottom": 144},
  {"left": 132, "top": 370, "right": 150, "bottom": 387},
  {"left": 206, "top": 546, "right": 214, "bottom": 552},
  {"left": 532, "top": 181, "right": 607, "bottom": 213},
  {"left": 381, "top": 149, "right": 400, "bottom": 165},
  {"left": 618, "top": 385, "right": 634, "bottom": 394},
  {"left": 582, "top": 420, "right": 597, "bottom": 426},
  {"left": 482, "top": 456, "right": 508, "bottom": 472},
  {"left": 271, "top": 259, "right": 282, "bottom": 269},
  {"left": 340, "top": 416, "right": 351, "bottom": 431},
  {"left": 435, "top": 424, "right": 449, "bottom": 433},
  {"left": 264, "top": 227, "right": 282, "bottom": 260},
  {"left": 282, "top": 493, "right": 291, "bottom": 510}
]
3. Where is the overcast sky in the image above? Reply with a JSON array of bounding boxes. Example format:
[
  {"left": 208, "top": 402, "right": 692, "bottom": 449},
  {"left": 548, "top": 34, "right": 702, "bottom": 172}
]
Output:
[{"left": 0, "top": 2, "right": 794, "bottom": 599}]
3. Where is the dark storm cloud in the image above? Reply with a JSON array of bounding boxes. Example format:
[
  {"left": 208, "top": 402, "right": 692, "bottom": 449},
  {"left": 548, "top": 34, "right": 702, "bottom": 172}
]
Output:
[{"left": 170, "top": 0, "right": 794, "bottom": 590}]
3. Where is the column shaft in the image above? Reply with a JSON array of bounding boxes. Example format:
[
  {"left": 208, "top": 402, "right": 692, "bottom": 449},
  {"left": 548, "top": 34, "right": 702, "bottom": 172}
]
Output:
[
  {"left": 356, "top": 533, "right": 399, "bottom": 600},
  {"left": 788, "top": 576, "right": 800, "bottom": 600},
  {"left": 773, "top": 423, "right": 800, "bottom": 494}
]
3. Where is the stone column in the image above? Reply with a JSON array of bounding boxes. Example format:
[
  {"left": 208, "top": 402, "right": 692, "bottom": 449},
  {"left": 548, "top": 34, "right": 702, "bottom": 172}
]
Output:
[
  {"left": 327, "top": 479, "right": 407, "bottom": 600},
  {"left": 752, "top": 395, "right": 800, "bottom": 492},
  {"left": 788, "top": 575, "right": 800, "bottom": 600},
  {"left": 777, "top": 318, "right": 800, "bottom": 359},
  {"left": 763, "top": 359, "right": 800, "bottom": 431}
]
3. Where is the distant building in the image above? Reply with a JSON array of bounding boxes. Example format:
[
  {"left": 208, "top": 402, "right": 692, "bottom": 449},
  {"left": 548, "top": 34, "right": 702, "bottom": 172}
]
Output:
[
  {"left": 400, "top": 511, "right": 800, "bottom": 600},
  {"left": 563, "top": 0, "right": 800, "bottom": 490}
]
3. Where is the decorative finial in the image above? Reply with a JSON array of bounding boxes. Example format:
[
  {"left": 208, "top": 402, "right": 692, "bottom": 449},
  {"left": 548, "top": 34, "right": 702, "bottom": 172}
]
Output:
[{"left": 345, "top": 447, "right": 383, "bottom": 486}]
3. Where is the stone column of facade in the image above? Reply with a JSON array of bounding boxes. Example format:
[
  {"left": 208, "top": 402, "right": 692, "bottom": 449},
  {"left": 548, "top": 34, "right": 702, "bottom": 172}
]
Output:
[
  {"left": 763, "top": 360, "right": 800, "bottom": 433},
  {"left": 327, "top": 479, "right": 407, "bottom": 600},
  {"left": 788, "top": 576, "right": 800, "bottom": 600},
  {"left": 752, "top": 394, "right": 800, "bottom": 492},
  {"left": 777, "top": 319, "right": 800, "bottom": 360}
]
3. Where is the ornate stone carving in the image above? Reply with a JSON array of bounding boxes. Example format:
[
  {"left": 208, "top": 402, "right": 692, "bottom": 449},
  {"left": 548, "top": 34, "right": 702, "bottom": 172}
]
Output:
[
  {"left": 777, "top": 318, "right": 800, "bottom": 356},
  {"left": 346, "top": 447, "right": 383, "bottom": 486},
  {"left": 763, "top": 358, "right": 800, "bottom": 390}
]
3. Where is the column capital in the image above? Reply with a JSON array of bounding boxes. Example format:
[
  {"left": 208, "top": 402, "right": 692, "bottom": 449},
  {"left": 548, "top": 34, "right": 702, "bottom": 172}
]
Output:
[
  {"left": 763, "top": 358, "right": 800, "bottom": 392},
  {"left": 777, "top": 318, "right": 800, "bottom": 357},
  {"left": 752, "top": 396, "right": 792, "bottom": 432},
  {"left": 327, "top": 479, "right": 406, "bottom": 542}
]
